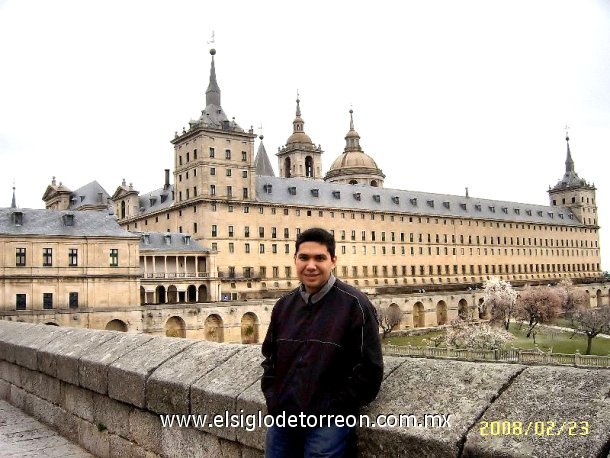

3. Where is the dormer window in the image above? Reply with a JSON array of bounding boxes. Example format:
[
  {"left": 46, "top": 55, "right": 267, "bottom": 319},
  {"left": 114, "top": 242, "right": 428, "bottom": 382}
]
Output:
[
  {"left": 568, "top": 214, "right": 574, "bottom": 220},
  {"left": 558, "top": 213, "right": 564, "bottom": 219},
  {"left": 184, "top": 235, "right": 191, "bottom": 245},
  {"left": 474, "top": 204, "right": 481, "bottom": 211},
  {"left": 525, "top": 209, "right": 532, "bottom": 216},
  {"left": 489, "top": 206, "right": 495, "bottom": 212},
  {"left": 548, "top": 212, "right": 554, "bottom": 218},
  {"left": 373, "top": 195, "right": 381, "bottom": 203},
  {"left": 149, "top": 197, "right": 156, "bottom": 206},
  {"left": 79, "top": 195, "right": 85, "bottom": 202},
  {"left": 410, "top": 198, "right": 417, "bottom": 206},
  {"left": 514, "top": 208, "right": 520, "bottom": 215},
  {"left": 311, "top": 189, "right": 319, "bottom": 197},
  {"left": 70, "top": 198, "right": 77, "bottom": 206},
  {"left": 426, "top": 200, "right": 434, "bottom": 208},
  {"left": 353, "top": 192, "right": 361, "bottom": 201},
  {"left": 460, "top": 203, "right": 467, "bottom": 211},
  {"left": 62, "top": 214, "right": 74, "bottom": 226},
  {"left": 288, "top": 186, "right": 296, "bottom": 195},
  {"left": 332, "top": 191, "right": 341, "bottom": 199},
  {"left": 164, "top": 234, "right": 172, "bottom": 245},
  {"left": 264, "top": 184, "right": 273, "bottom": 194},
  {"left": 537, "top": 210, "right": 543, "bottom": 217},
  {"left": 143, "top": 234, "right": 151, "bottom": 245},
  {"left": 502, "top": 207, "right": 508, "bottom": 214},
  {"left": 443, "top": 201, "right": 450, "bottom": 209},
  {"left": 12, "top": 211, "right": 23, "bottom": 226},
  {"left": 392, "top": 196, "right": 400, "bottom": 205}
]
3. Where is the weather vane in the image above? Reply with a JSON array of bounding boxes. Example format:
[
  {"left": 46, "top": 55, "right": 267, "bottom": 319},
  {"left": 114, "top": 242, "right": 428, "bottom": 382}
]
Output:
[{"left": 207, "top": 31, "right": 215, "bottom": 45}]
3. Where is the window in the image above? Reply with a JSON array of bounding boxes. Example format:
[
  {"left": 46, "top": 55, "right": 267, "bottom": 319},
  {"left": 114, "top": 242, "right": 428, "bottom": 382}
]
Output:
[
  {"left": 243, "top": 188, "right": 249, "bottom": 199},
  {"left": 285, "top": 244, "right": 290, "bottom": 254},
  {"left": 43, "top": 248, "right": 52, "bottom": 267},
  {"left": 69, "top": 249, "right": 78, "bottom": 266},
  {"left": 245, "top": 243, "right": 250, "bottom": 253},
  {"left": 227, "top": 186, "right": 233, "bottom": 197},
  {"left": 285, "top": 266, "right": 292, "bottom": 278},
  {"left": 228, "top": 242, "right": 235, "bottom": 253},
  {"left": 260, "top": 244, "right": 265, "bottom": 254},
  {"left": 43, "top": 293, "right": 53, "bottom": 309},
  {"left": 210, "top": 167, "right": 216, "bottom": 175},
  {"left": 210, "top": 185, "right": 216, "bottom": 196},
  {"left": 226, "top": 168, "right": 232, "bottom": 177},
  {"left": 211, "top": 225, "right": 218, "bottom": 237},
  {"left": 272, "top": 227, "right": 277, "bottom": 238},
  {"left": 209, "top": 147, "right": 215, "bottom": 158},
  {"left": 110, "top": 249, "right": 119, "bottom": 267},
  {"left": 15, "top": 248, "right": 26, "bottom": 266},
  {"left": 242, "top": 170, "right": 248, "bottom": 178},
  {"left": 242, "top": 151, "right": 247, "bottom": 161},
  {"left": 16, "top": 294, "right": 26, "bottom": 310},
  {"left": 259, "top": 227, "right": 265, "bottom": 237},
  {"left": 272, "top": 244, "right": 277, "bottom": 254},
  {"left": 245, "top": 226, "right": 250, "bottom": 237},
  {"left": 69, "top": 292, "right": 79, "bottom": 309},
  {"left": 228, "top": 225, "right": 234, "bottom": 237},
  {"left": 225, "top": 149, "right": 231, "bottom": 160}
]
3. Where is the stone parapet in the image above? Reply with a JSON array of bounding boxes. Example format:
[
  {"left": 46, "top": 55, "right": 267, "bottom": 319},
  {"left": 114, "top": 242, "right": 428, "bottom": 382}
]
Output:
[{"left": 1, "top": 320, "right": 609, "bottom": 457}]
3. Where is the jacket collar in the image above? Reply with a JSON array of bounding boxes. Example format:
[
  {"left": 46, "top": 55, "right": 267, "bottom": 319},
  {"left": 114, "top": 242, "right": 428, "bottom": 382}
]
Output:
[{"left": 299, "top": 273, "right": 336, "bottom": 304}]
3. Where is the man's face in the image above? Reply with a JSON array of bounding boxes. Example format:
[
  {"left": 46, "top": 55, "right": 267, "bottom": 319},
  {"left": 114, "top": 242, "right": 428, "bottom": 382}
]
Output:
[{"left": 295, "top": 241, "right": 337, "bottom": 294}]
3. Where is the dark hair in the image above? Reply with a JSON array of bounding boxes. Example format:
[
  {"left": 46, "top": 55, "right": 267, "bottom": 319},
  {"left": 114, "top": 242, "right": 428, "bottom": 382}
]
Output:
[{"left": 295, "top": 227, "right": 336, "bottom": 258}]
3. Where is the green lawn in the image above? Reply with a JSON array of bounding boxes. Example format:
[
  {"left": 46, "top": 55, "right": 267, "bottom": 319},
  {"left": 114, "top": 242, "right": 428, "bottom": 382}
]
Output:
[{"left": 385, "top": 323, "right": 610, "bottom": 356}]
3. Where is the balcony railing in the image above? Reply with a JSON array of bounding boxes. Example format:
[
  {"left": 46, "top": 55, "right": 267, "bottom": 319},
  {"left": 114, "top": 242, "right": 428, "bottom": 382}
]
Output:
[{"left": 142, "top": 272, "right": 212, "bottom": 279}]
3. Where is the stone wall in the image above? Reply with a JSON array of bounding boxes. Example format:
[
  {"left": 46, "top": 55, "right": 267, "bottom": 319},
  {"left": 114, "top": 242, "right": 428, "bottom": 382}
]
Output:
[{"left": 1, "top": 321, "right": 609, "bottom": 457}]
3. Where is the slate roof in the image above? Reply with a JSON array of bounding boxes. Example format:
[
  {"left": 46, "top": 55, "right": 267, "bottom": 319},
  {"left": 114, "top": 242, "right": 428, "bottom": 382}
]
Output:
[
  {"left": 68, "top": 181, "right": 111, "bottom": 210},
  {"left": 254, "top": 139, "right": 275, "bottom": 177},
  {"left": 254, "top": 176, "right": 581, "bottom": 226},
  {"left": 137, "top": 232, "right": 211, "bottom": 252},
  {"left": 0, "top": 208, "right": 136, "bottom": 237},
  {"left": 137, "top": 185, "right": 175, "bottom": 214}
]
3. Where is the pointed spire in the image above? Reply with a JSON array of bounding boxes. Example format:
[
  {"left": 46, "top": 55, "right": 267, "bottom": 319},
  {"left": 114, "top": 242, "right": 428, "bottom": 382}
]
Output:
[
  {"left": 292, "top": 94, "right": 305, "bottom": 133},
  {"left": 349, "top": 108, "right": 354, "bottom": 131},
  {"left": 296, "top": 91, "right": 301, "bottom": 117},
  {"left": 344, "top": 109, "right": 362, "bottom": 152},
  {"left": 11, "top": 183, "right": 17, "bottom": 209},
  {"left": 565, "top": 133, "right": 575, "bottom": 173},
  {"left": 206, "top": 48, "right": 221, "bottom": 107},
  {"left": 254, "top": 135, "right": 275, "bottom": 177}
]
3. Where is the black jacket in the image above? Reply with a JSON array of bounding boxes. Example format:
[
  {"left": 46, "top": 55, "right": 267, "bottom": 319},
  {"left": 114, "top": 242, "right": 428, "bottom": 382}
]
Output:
[{"left": 261, "top": 277, "right": 383, "bottom": 416}]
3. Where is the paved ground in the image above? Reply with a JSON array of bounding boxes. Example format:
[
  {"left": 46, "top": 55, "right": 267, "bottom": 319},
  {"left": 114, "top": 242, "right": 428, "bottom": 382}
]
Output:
[{"left": 0, "top": 400, "right": 93, "bottom": 457}]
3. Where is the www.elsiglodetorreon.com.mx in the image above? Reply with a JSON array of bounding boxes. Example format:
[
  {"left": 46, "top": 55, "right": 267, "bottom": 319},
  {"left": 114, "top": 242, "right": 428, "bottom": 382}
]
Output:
[{"left": 159, "top": 411, "right": 451, "bottom": 432}]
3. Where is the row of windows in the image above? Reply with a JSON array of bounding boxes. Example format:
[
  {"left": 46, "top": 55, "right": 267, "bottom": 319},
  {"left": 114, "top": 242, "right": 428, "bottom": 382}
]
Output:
[
  {"left": 15, "top": 292, "right": 79, "bottom": 310},
  {"left": 222, "top": 262, "right": 601, "bottom": 280},
  {"left": 178, "top": 167, "right": 249, "bottom": 182},
  {"left": 14, "top": 248, "right": 119, "bottom": 267},
  {"left": 207, "top": 226, "right": 597, "bottom": 249},
  {"left": 227, "top": 243, "right": 292, "bottom": 254},
  {"left": 177, "top": 148, "right": 249, "bottom": 167}
]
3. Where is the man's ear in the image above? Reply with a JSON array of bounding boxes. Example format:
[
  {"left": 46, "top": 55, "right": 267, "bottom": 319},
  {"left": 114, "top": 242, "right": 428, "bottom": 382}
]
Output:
[{"left": 331, "top": 256, "right": 338, "bottom": 268}]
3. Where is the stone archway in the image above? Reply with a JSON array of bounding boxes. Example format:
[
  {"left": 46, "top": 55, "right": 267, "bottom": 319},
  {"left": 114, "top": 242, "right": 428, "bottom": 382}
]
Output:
[
  {"left": 198, "top": 285, "right": 208, "bottom": 302},
  {"left": 241, "top": 312, "right": 260, "bottom": 344},
  {"left": 305, "top": 156, "right": 314, "bottom": 178},
  {"left": 458, "top": 299, "right": 469, "bottom": 320},
  {"left": 436, "top": 301, "right": 447, "bottom": 326},
  {"left": 165, "top": 316, "right": 186, "bottom": 338},
  {"left": 204, "top": 314, "right": 224, "bottom": 343},
  {"left": 140, "top": 286, "right": 146, "bottom": 305},
  {"left": 478, "top": 297, "right": 487, "bottom": 320},
  {"left": 168, "top": 285, "right": 178, "bottom": 304},
  {"left": 156, "top": 285, "right": 166, "bottom": 304},
  {"left": 596, "top": 289, "right": 602, "bottom": 307},
  {"left": 105, "top": 319, "right": 128, "bottom": 332},
  {"left": 187, "top": 285, "right": 197, "bottom": 303},
  {"left": 413, "top": 302, "right": 425, "bottom": 328}
]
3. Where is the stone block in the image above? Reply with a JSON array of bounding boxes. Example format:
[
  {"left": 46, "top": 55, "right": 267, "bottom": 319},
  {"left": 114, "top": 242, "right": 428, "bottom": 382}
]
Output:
[
  {"left": 13, "top": 324, "right": 69, "bottom": 370},
  {"left": 128, "top": 408, "right": 163, "bottom": 455},
  {"left": 62, "top": 382, "right": 94, "bottom": 422},
  {"left": 0, "top": 321, "right": 37, "bottom": 363},
  {"left": 462, "top": 366, "right": 610, "bottom": 458},
  {"left": 382, "top": 356, "right": 407, "bottom": 380},
  {"left": 161, "top": 424, "right": 227, "bottom": 458},
  {"left": 93, "top": 392, "right": 132, "bottom": 438},
  {"left": 22, "top": 370, "right": 62, "bottom": 405},
  {"left": 235, "top": 377, "right": 267, "bottom": 450},
  {"left": 147, "top": 341, "right": 241, "bottom": 415},
  {"left": 109, "top": 434, "right": 149, "bottom": 458},
  {"left": 241, "top": 445, "right": 265, "bottom": 458},
  {"left": 9, "top": 384, "right": 27, "bottom": 410},
  {"left": 79, "top": 416, "right": 111, "bottom": 458},
  {"left": 79, "top": 332, "right": 153, "bottom": 394},
  {"left": 359, "top": 358, "right": 524, "bottom": 457},
  {"left": 38, "top": 328, "right": 116, "bottom": 385},
  {"left": 0, "top": 360, "right": 21, "bottom": 385},
  {"left": 0, "top": 378, "right": 9, "bottom": 400},
  {"left": 108, "top": 337, "right": 195, "bottom": 408},
  {"left": 191, "top": 346, "right": 264, "bottom": 442},
  {"left": 26, "top": 392, "right": 64, "bottom": 432}
]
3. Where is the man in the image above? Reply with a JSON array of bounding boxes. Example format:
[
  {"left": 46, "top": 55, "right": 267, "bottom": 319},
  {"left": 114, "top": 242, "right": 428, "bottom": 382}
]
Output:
[{"left": 261, "top": 227, "right": 383, "bottom": 457}]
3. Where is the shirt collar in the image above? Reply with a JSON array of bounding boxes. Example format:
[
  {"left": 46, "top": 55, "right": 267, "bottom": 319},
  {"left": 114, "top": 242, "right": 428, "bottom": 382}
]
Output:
[{"left": 299, "top": 273, "right": 336, "bottom": 304}]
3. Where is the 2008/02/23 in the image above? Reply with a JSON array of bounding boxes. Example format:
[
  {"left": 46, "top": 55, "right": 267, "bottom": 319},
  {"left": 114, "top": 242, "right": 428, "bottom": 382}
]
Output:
[{"left": 479, "top": 420, "right": 589, "bottom": 437}]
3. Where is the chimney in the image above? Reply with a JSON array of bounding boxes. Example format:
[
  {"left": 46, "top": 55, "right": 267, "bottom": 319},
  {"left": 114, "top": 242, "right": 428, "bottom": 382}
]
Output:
[
  {"left": 97, "top": 192, "right": 103, "bottom": 203},
  {"left": 164, "top": 169, "right": 170, "bottom": 190}
]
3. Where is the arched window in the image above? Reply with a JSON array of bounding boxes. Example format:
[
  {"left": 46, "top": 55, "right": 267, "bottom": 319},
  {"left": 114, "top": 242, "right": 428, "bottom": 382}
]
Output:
[
  {"left": 305, "top": 156, "right": 314, "bottom": 177},
  {"left": 284, "top": 157, "right": 291, "bottom": 178},
  {"left": 120, "top": 201, "right": 126, "bottom": 219}
]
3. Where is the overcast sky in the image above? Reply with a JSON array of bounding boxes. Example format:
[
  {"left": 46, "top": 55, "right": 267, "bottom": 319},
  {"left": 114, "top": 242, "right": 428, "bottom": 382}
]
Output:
[{"left": 1, "top": 0, "right": 609, "bottom": 269}]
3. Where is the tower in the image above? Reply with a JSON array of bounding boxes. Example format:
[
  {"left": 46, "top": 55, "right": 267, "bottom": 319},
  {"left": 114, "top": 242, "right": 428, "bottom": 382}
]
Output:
[
  {"left": 548, "top": 133, "right": 597, "bottom": 226},
  {"left": 170, "top": 49, "right": 256, "bottom": 204},
  {"left": 276, "top": 97, "right": 323, "bottom": 179}
]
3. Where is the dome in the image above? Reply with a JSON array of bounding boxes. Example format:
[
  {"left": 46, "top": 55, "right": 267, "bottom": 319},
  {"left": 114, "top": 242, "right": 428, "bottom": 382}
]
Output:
[
  {"left": 329, "top": 151, "right": 379, "bottom": 171},
  {"left": 286, "top": 130, "right": 313, "bottom": 145}
]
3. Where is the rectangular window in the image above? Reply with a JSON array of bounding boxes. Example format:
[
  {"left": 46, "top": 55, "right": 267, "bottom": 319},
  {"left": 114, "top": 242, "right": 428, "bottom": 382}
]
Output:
[
  {"left": 284, "top": 228, "right": 290, "bottom": 238},
  {"left": 228, "top": 225, "right": 234, "bottom": 237},
  {"left": 110, "top": 249, "right": 119, "bottom": 267},
  {"left": 225, "top": 149, "right": 231, "bottom": 160},
  {"left": 42, "top": 248, "right": 52, "bottom": 267},
  {"left": 242, "top": 151, "right": 247, "bottom": 161},
  {"left": 43, "top": 293, "right": 53, "bottom": 309},
  {"left": 211, "top": 225, "right": 218, "bottom": 237},
  {"left": 272, "top": 227, "right": 277, "bottom": 238},
  {"left": 69, "top": 292, "right": 79, "bottom": 309},
  {"left": 228, "top": 242, "right": 235, "bottom": 253},
  {"left": 68, "top": 248, "right": 78, "bottom": 266},
  {"left": 210, "top": 167, "right": 216, "bottom": 175},
  {"left": 15, "top": 248, "right": 26, "bottom": 266},
  {"left": 285, "top": 266, "right": 291, "bottom": 278},
  {"left": 285, "top": 244, "right": 290, "bottom": 254},
  {"left": 16, "top": 294, "right": 26, "bottom": 310},
  {"left": 245, "top": 243, "right": 250, "bottom": 253},
  {"left": 226, "top": 168, "right": 232, "bottom": 177},
  {"left": 272, "top": 244, "right": 277, "bottom": 254},
  {"left": 243, "top": 188, "right": 249, "bottom": 199},
  {"left": 259, "top": 227, "right": 265, "bottom": 237},
  {"left": 209, "top": 147, "right": 215, "bottom": 158},
  {"left": 260, "top": 244, "right": 265, "bottom": 254},
  {"left": 245, "top": 226, "right": 250, "bottom": 237},
  {"left": 210, "top": 185, "right": 216, "bottom": 196},
  {"left": 227, "top": 186, "right": 233, "bottom": 197}
]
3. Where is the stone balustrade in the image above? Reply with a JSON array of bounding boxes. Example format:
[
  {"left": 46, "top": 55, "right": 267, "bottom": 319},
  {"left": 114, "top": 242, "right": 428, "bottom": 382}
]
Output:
[{"left": 1, "top": 320, "right": 609, "bottom": 457}]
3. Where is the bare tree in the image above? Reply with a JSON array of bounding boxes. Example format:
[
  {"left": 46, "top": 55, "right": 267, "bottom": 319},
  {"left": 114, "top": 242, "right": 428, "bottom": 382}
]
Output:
[
  {"left": 375, "top": 305, "right": 402, "bottom": 339},
  {"left": 572, "top": 306, "right": 610, "bottom": 355},
  {"left": 483, "top": 277, "right": 518, "bottom": 330},
  {"left": 517, "top": 286, "right": 562, "bottom": 338},
  {"left": 445, "top": 319, "right": 514, "bottom": 350},
  {"left": 556, "top": 279, "right": 589, "bottom": 318}
]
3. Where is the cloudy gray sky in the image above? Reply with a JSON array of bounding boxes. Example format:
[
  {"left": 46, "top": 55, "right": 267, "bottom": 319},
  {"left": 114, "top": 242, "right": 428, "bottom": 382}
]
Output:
[{"left": 1, "top": 0, "right": 609, "bottom": 269}]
